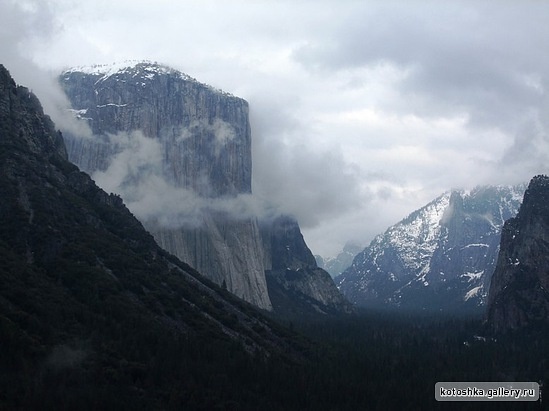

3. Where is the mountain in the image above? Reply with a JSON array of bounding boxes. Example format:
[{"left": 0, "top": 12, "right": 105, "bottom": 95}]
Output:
[
  {"left": 58, "top": 61, "right": 346, "bottom": 315},
  {"left": 0, "top": 64, "right": 309, "bottom": 409},
  {"left": 59, "top": 61, "right": 270, "bottom": 310},
  {"left": 487, "top": 175, "right": 549, "bottom": 332},
  {"left": 337, "top": 185, "right": 525, "bottom": 312},
  {"left": 315, "top": 242, "right": 362, "bottom": 278}
]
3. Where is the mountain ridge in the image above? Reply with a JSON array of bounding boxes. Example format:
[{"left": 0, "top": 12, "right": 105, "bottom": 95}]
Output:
[
  {"left": 337, "top": 184, "right": 525, "bottom": 312},
  {"left": 315, "top": 242, "right": 362, "bottom": 278}
]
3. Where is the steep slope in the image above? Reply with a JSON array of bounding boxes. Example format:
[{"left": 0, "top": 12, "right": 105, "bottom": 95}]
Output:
[
  {"left": 487, "top": 175, "right": 549, "bottom": 332},
  {"left": 59, "top": 61, "right": 271, "bottom": 309},
  {"left": 337, "top": 185, "right": 524, "bottom": 312},
  {"left": 0, "top": 64, "right": 306, "bottom": 409}
]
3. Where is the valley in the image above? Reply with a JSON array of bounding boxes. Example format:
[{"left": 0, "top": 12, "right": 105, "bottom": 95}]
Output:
[{"left": 0, "top": 60, "right": 547, "bottom": 410}]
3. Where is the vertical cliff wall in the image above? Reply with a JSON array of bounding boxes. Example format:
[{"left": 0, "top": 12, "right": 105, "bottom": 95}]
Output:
[
  {"left": 487, "top": 175, "right": 549, "bottom": 332},
  {"left": 61, "top": 62, "right": 251, "bottom": 195},
  {"left": 59, "top": 62, "right": 271, "bottom": 310}
]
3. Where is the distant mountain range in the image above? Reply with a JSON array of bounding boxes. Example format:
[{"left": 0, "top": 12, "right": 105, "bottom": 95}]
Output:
[
  {"left": 337, "top": 185, "right": 525, "bottom": 313},
  {"left": 315, "top": 242, "right": 362, "bottom": 278}
]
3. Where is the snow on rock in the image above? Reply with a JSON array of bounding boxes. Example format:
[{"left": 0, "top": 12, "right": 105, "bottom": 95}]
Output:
[
  {"left": 62, "top": 60, "right": 234, "bottom": 97},
  {"left": 337, "top": 185, "right": 525, "bottom": 312},
  {"left": 464, "top": 286, "right": 482, "bottom": 301}
]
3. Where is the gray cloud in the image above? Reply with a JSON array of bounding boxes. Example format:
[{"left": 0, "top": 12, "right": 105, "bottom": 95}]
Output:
[
  {"left": 249, "top": 98, "right": 366, "bottom": 229},
  {"left": 0, "top": 1, "right": 93, "bottom": 139},
  {"left": 293, "top": 2, "right": 549, "bottom": 135},
  {"left": 289, "top": 2, "right": 549, "bottom": 254},
  {"left": 4, "top": 1, "right": 549, "bottom": 256}
]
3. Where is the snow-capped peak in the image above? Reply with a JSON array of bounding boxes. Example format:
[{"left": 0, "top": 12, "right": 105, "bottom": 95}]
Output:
[{"left": 337, "top": 184, "right": 525, "bottom": 312}]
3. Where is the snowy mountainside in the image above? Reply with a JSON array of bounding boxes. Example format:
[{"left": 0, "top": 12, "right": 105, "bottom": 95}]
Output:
[{"left": 336, "top": 185, "right": 525, "bottom": 312}]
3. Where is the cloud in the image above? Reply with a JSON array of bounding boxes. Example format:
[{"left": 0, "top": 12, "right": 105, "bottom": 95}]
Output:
[
  {"left": 0, "top": 0, "right": 93, "bottom": 139},
  {"left": 249, "top": 97, "right": 367, "bottom": 229},
  {"left": 289, "top": 2, "right": 549, "bottom": 244},
  {"left": 89, "top": 130, "right": 277, "bottom": 229},
  {"left": 0, "top": 0, "right": 53, "bottom": 86},
  {"left": 292, "top": 2, "right": 549, "bottom": 147},
  {"left": 5, "top": 1, "right": 549, "bottom": 256}
]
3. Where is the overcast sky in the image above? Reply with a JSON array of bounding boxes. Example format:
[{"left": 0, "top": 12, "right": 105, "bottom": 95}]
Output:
[{"left": 2, "top": 0, "right": 549, "bottom": 256}]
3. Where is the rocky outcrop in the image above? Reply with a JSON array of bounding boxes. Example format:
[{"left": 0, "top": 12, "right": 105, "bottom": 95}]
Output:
[
  {"left": 487, "top": 175, "right": 549, "bottom": 332},
  {"left": 337, "top": 185, "right": 524, "bottom": 312},
  {"left": 262, "top": 216, "right": 353, "bottom": 317},
  {"left": 148, "top": 213, "right": 270, "bottom": 308},
  {"left": 61, "top": 62, "right": 251, "bottom": 195},
  {"left": 0, "top": 67, "right": 67, "bottom": 160}
]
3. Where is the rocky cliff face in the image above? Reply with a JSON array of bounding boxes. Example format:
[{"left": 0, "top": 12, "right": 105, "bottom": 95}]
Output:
[
  {"left": 61, "top": 62, "right": 251, "bottom": 195},
  {"left": 262, "top": 216, "right": 353, "bottom": 317},
  {"left": 0, "top": 68, "right": 67, "bottom": 160},
  {"left": 59, "top": 61, "right": 347, "bottom": 315},
  {"left": 59, "top": 62, "right": 271, "bottom": 309},
  {"left": 337, "top": 185, "right": 524, "bottom": 312},
  {"left": 487, "top": 175, "right": 549, "bottom": 332}
]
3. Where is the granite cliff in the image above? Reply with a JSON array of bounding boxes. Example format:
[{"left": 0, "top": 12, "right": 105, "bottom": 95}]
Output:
[
  {"left": 61, "top": 62, "right": 251, "bottom": 195},
  {"left": 59, "top": 61, "right": 347, "bottom": 314},
  {"left": 60, "top": 62, "right": 270, "bottom": 309},
  {"left": 487, "top": 175, "right": 549, "bottom": 332}
]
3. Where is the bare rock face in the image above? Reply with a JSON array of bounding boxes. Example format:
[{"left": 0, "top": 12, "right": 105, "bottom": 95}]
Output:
[
  {"left": 59, "top": 62, "right": 271, "bottom": 310},
  {"left": 148, "top": 213, "right": 270, "bottom": 309},
  {"left": 61, "top": 62, "right": 251, "bottom": 196},
  {"left": 0, "top": 67, "right": 67, "bottom": 160},
  {"left": 487, "top": 175, "right": 549, "bottom": 332}
]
